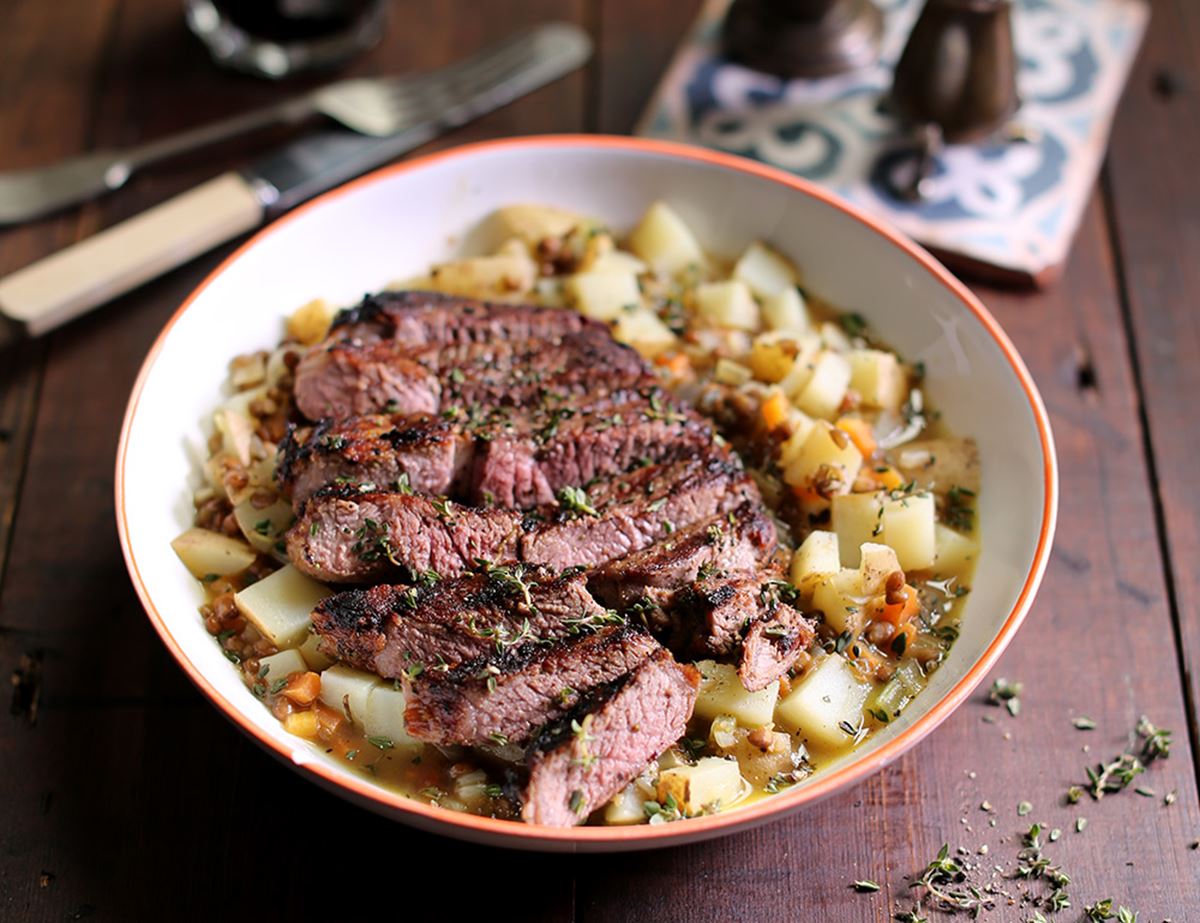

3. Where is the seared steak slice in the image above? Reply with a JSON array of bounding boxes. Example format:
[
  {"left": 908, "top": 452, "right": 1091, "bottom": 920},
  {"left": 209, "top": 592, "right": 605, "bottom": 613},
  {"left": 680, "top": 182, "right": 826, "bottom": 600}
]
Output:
[
  {"left": 404, "top": 625, "right": 659, "bottom": 747},
  {"left": 288, "top": 446, "right": 754, "bottom": 583},
  {"left": 289, "top": 485, "right": 522, "bottom": 583},
  {"left": 520, "top": 448, "right": 758, "bottom": 571},
  {"left": 470, "top": 388, "right": 711, "bottom": 508},
  {"left": 674, "top": 574, "right": 814, "bottom": 691},
  {"left": 521, "top": 648, "right": 700, "bottom": 826},
  {"left": 280, "top": 387, "right": 713, "bottom": 508},
  {"left": 587, "top": 501, "right": 776, "bottom": 612},
  {"left": 278, "top": 415, "right": 470, "bottom": 505},
  {"left": 329, "top": 289, "right": 597, "bottom": 345},
  {"left": 310, "top": 566, "right": 613, "bottom": 676},
  {"left": 294, "top": 339, "right": 441, "bottom": 421},
  {"left": 738, "top": 603, "right": 814, "bottom": 692},
  {"left": 295, "top": 325, "right": 649, "bottom": 420}
]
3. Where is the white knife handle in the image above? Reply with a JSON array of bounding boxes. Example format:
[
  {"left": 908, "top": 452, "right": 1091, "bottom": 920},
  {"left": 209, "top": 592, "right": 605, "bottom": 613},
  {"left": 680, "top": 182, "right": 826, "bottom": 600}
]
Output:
[{"left": 0, "top": 171, "right": 263, "bottom": 337}]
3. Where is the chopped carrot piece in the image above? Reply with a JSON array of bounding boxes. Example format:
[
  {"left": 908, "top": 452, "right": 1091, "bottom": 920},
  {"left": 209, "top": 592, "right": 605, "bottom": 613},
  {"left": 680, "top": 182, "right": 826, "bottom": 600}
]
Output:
[
  {"left": 761, "top": 389, "right": 790, "bottom": 432},
  {"left": 873, "top": 464, "right": 903, "bottom": 491},
  {"left": 314, "top": 701, "right": 345, "bottom": 737},
  {"left": 790, "top": 483, "right": 823, "bottom": 505},
  {"left": 835, "top": 416, "right": 877, "bottom": 458},
  {"left": 655, "top": 352, "right": 691, "bottom": 377},
  {"left": 879, "top": 585, "right": 921, "bottom": 625},
  {"left": 283, "top": 671, "right": 321, "bottom": 707}
]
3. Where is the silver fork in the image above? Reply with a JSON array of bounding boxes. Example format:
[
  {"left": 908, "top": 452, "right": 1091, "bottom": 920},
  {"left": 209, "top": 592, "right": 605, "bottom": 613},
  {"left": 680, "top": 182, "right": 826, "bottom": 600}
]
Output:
[{"left": 0, "top": 23, "right": 588, "bottom": 225}]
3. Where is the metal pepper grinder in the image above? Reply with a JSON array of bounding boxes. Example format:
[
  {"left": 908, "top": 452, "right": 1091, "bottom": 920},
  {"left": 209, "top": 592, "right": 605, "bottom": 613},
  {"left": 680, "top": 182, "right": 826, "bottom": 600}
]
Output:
[
  {"left": 722, "top": 0, "right": 883, "bottom": 78},
  {"left": 887, "top": 0, "right": 1022, "bottom": 198}
]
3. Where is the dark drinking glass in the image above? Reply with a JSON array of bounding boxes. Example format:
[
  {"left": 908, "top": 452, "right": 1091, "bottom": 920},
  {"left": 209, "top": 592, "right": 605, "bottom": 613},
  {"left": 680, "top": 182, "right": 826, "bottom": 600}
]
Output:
[{"left": 185, "top": 0, "right": 389, "bottom": 79}]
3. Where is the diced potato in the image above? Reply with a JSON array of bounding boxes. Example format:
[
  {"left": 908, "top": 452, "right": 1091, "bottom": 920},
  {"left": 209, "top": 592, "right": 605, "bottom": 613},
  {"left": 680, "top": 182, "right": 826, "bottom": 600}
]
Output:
[
  {"left": 858, "top": 542, "right": 902, "bottom": 594},
  {"left": 233, "top": 497, "right": 294, "bottom": 555},
  {"left": 761, "top": 286, "right": 810, "bottom": 334},
  {"left": 627, "top": 201, "right": 705, "bottom": 275},
  {"left": 287, "top": 298, "right": 335, "bottom": 346},
  {"left": 783, "top": 422, "right": 863, "bottom": 495},
  {"left": 213, "top": 405, "right": 255, "bottom": 467},
  {"left": 298, "top": 630, "right": 335, "bottom": 672},
  {"left": 583, "top": 249, "right": 647, "bottom": 275},
  {"left": 171, "top": 528, "right": 256, "bottom": 579},
  {"left": 234, "top": 564, "right": 332, "bottom": 648},
  {"left": 818, "top": 321, "right": 853, "bottom": 353},
  {"left": 848, "top": 349, "right": 907, "bottom": 411},
  {"left": 259, "top": 649, "right": 307, "bottom": 682},
  {"left": 318, "top": 665, "right": 380, "bottom": 727},
  {"left": 694, "top": 280, "right": 760, "bottom": 331},
  {"left": 733, "top": 241, "right": 798, "bottom": 298},
  {"left": 793, "top": 351, "right": 851, "bottom": 420},
  {"left": 790, "top": 531, "right": 840, "bottom": 595},
  {"left": 778, "top": 409, "right": 818, "bottom": 467},
  {"left": 611, "top": 307, "right": 678, "bottom": 358},
  {"left": 657, "top": 758, "right": 744, "bottom": 814},
  {"left": 934, "top": 523, "right": 979, "bottom": 577},
  {"left": 775, "top": 654, "right": 872, "bottom": 750},
  {"left": 882, "top": 493, "right": 937, "bottom": 571},
  {"left": 566, "top": 270, "right": 641, "bottom": 321},
  {"left": 748, "top": 331, "right": 802, "bottom": 382},
  {"left": 428, "top": 252, "right": 536, "bottom": 298},
  {"left": 776, "top": 334, "right": 823, "bottom": 399},
  {"left": 491, "top": 204, "right": 584, "bottom": 248},
  {"left": 810, "top": 568, "right": 867, "bottom": 635},
  {"left": 892, "top": 437, "right": 981, "bottom": 496},
  {"left": 693, "top": 660, "right": 779, "bottom": 727},
  {"left": 229, "top": 353, "right": 267, "bottom": 390},
  {"left": 362, "top": 682, "right": 418, "bottom": 747},
  {"left": 604, "top": 784, "right": 649, "bottom": 825},
  {"left": 831, "top": 491, "right": 884, "bottom": 567},
  {"left": 713, "top": 358, "right": 753, "bottom": 386},
  {"left": 711, "top": 725, "right": 795, "bottom": 787}
]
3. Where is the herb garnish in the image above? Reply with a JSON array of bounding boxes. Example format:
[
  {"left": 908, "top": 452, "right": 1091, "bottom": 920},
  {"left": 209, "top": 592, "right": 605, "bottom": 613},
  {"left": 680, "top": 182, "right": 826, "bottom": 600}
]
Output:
[
  {"left": 987, "top": 677, "right": 1022, "bottom": 716},
  {"left": 945, "top": 485, "right": 976, "bottom": 531},
  {"left": 644, "top": 793, "right": 683, "bottom": 823},
  {"left": 840, "top": 312, "right": 868, "bottom": 338},
  {"left": 852, "top": 880, "right": 881, "bottom": 893},
  {"left": 908, "top": 844, "right": 990, "bottom": 916},
  {"left": 367, "top": 735, "right": 393, "bottom": 750},
  {"left": 1078, "top": 715, "right": 1172, "bottom": 800},
  {"left": 557, "top": 485, "right": 599, "bottom": 517}
]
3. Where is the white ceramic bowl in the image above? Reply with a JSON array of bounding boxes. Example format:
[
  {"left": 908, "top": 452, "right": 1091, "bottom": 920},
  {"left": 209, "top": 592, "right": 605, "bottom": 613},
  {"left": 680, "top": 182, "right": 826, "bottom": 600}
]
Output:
[{"left": 117, "top": 135, "right": 1057, "bottom": 851}]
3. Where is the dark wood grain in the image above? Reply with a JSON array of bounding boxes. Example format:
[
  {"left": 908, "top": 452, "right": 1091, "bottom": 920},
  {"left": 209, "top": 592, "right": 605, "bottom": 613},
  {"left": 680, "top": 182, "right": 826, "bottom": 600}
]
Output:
[
  {"left": 1104, "top": 0, "right": 1200, "bottom": 769},
  {"left": 0, "top": 1, "right": 584, "bottom": 919},
  {"left": 2, "top": 0, "right": 1199, "bottom": 920}
]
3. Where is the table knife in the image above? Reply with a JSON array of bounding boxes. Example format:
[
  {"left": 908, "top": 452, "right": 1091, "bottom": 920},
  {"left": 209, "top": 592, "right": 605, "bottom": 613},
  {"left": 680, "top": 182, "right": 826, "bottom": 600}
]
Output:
[{"left": 0, "top": 22, "right": 590, "bottom": 345}]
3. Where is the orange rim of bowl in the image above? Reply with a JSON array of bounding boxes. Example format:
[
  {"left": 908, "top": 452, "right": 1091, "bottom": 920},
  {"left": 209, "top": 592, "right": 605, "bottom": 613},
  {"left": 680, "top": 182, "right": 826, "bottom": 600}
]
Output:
[{"left": 115, "top": 134, "right": 1058, "bottom": 846}]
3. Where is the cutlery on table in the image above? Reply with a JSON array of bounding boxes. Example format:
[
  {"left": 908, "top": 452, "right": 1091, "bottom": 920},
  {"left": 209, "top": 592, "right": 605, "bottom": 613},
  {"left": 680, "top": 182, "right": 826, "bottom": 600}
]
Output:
[{"left": 0, "top": 22, "right": 590, "bottom": 347}]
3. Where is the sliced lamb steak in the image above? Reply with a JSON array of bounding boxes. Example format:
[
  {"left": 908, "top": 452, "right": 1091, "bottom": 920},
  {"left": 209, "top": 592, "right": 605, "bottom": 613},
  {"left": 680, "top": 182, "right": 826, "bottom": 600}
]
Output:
[
  {"left": 673, "top": 574, "right": 814, "bottom": 691},
  {"left": 310, "top": 566, "right": 614, "bottom": 677},
  {"left": 278, "top": 386, "right": 713, "bottom": 507},
  {"left": 328, "top": 289, "right": 598, "bottom": 345},
  {"left": 521, "top": 647, "right": 700, "bottom": 826},
  {"left": 288, "top": 484, "right": 522, "bottom": 583},
  {"left": 403, "top": 625, "right": 659, "bottom": 747},
  {"left": 520, "top": 448, "right": 758, "bottom": 571},
  {"left": 288, "top": 446, "right": 755, "bottom": 583},
  {"left": 587, "top": 501, "right": 777, "bottom": 613},
  {"left": 278, "top": 415, "right": 470, "bottom": 505},
  {"left": 294, "top": 325, "right": 649, "bottom": 420}
]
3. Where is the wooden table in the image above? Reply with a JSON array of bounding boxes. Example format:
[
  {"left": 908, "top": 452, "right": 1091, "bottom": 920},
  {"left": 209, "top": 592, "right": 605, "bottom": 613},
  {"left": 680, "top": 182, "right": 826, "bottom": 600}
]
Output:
[{"left": 2, "top": 1, "right": 1198, "bottom": 919}]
